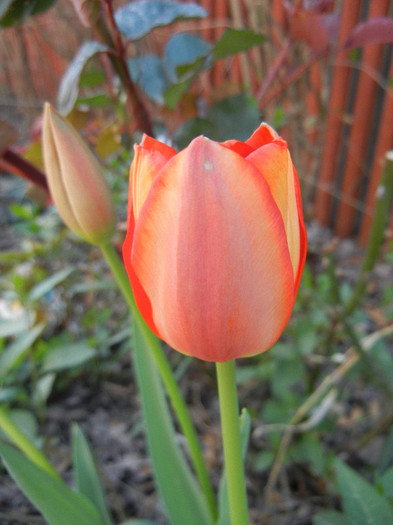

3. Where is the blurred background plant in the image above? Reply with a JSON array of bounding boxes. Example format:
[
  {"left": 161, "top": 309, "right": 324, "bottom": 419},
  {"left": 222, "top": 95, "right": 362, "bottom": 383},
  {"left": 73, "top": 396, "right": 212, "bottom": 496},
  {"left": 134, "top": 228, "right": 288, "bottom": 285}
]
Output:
[{"left": 1, "top": 0, "right": 393, "bottom": 523}]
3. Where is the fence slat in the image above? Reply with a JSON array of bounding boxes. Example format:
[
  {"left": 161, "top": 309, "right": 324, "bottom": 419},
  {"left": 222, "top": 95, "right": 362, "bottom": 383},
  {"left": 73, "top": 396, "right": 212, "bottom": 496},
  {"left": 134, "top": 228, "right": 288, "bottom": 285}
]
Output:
[
  {"left": 358, "top": 58, "right": 393, "bottom": 246},
  {"left": 313, "top": 1, "right": 361, "bottom": 225},
  {"left": 334, "top": 0, "right": 391, "bottom": 238}
]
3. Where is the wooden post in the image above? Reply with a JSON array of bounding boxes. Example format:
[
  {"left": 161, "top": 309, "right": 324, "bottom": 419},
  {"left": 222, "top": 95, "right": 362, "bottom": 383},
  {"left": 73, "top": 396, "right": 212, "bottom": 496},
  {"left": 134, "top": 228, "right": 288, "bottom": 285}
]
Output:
[
  {"left": 358, "top": 59, "right": 393, "bottom": 246},
  {"left": 334, "top": 0, "right": 391, "bottom": 237},
  {"left": 314, "top": 0, "right": 361, "bottom": 226}
]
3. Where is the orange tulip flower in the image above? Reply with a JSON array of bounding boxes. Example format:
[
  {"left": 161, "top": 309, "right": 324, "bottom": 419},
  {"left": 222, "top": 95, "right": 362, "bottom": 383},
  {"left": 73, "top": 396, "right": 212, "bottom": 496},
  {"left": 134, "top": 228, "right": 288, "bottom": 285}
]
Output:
[{"left": 123, "top": 124, "right": 307, "bottom": 362}]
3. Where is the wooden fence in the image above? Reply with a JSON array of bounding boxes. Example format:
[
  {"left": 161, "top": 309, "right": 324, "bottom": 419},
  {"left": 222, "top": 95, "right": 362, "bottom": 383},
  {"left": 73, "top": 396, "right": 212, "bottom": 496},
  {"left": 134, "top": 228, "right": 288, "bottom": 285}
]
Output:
[{"left": 0, "top": 0, "right": 392, "bottom": 246}]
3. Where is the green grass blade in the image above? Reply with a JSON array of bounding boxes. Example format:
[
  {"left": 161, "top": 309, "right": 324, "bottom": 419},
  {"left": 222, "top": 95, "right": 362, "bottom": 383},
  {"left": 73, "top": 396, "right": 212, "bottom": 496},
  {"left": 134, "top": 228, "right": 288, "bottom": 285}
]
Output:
[
  {"left": 72, "top": 424, "right": 114, "bottom": 525},
  {"left": 0, "top": 442, "right": 103, "bottom": 525},
  {"left": 133, "top": 319, "right": 213, "bottom": 525}
]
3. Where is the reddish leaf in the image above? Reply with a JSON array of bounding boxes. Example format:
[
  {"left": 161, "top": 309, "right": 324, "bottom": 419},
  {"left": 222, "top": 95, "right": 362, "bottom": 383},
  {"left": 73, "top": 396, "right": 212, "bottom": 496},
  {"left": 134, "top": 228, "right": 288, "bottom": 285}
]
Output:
[
  {"left": 0, "top": 120, "right": 18, "bottom": 156},
  {"left": 290, "top": 10, "right": 338, "bottom": 53},
  {"left": 344, "top": 17, "right": 393, "bottom": 50}
]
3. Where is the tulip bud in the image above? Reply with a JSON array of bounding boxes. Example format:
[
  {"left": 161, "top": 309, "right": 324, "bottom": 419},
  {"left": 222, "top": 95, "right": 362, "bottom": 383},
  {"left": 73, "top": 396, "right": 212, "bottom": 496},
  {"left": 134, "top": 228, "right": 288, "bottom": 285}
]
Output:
[
  {"left": 42, "top": 103, "right": 116, "bottom": 245},
  {"left": 123, "top": 125, "right": 307, "bottom": 362}
]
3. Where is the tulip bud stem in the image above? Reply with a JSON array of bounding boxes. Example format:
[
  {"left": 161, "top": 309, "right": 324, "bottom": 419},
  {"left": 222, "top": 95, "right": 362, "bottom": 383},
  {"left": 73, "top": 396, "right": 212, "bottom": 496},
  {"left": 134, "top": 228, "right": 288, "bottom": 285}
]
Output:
[
  {"left": 99, "top": 242, "right": 217, "bottom": 520},
  {"left": 216, "top": 360, "right": 250, "bottom": 525}
]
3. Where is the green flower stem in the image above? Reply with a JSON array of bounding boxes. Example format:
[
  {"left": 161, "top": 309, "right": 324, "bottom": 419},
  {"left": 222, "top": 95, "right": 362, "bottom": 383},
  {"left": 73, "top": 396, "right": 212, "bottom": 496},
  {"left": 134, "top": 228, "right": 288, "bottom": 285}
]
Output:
[
  {"left": 216, "top": 360, "right": 250, "bottom": 525},
  {"left": 0, "top": 407, "right": 60, "bottom": 481},
  {"left": 100, "top": 243, "right": 217, "bottom": 520}
]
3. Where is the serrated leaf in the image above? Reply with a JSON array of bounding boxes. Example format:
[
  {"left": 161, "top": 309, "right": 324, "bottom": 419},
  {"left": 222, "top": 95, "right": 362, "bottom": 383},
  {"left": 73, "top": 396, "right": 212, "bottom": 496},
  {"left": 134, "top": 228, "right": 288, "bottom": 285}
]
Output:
[
  {"left": 42, "top": 343, "right": 96, "bottom": 373},
  {"left": 212, "top": 28, "right": 265, "bottom": 60},
  {"left": 128, "top": 55, "right": 168, "bottom": 104},
  {"left": 72, "top": 425, "right": 113, "bottom": 525},
  {"left": 57, "top": 41, "right": 109, "bottom": 114},
  {"left": 335, "top": 459, "right": 393, "bottom": 525},
  {"left": 313, "top": 510, "right": 349, "bottom": 525},
  {"left": 27, "top": 266, "right": 74, "bottom": 302},
  {"left": 0, "top": 324, "right": 45, "bottom": 376},
  {"left": 164, "top": 33, "right": 211, "bottom": 82},
  {"left": 0, "top": 0, "right": 55, "bottom": 27},
  {"left": 0, "top": 442, "right": 103, "bottom": 525},
  {"left": 115, "top": 0, "right": 207, "bottom": 40}
]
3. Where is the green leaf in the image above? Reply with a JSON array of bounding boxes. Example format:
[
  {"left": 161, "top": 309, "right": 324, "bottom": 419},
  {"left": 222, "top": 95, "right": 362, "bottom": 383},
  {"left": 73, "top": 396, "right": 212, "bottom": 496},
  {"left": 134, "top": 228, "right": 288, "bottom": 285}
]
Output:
[
  {"left": 119, "top": 521, "right": 157, "bottom": 525},
  {"left": 173, "top": 118, "right": 219, "bottom": 149},
  {"left": 0, "top": 442, "right": 103, "bottom": 525},
  {"left": 164, "top": 33, "right": 211, "bottom": 82},
  {"left": 292, "top": 434, "right": 328, "bottom": 477},
  {"left": 72, "top": 424, "right": 113, "bottom": 525},
  {"left": 216, "top": 409, "right": 251, "bottom": 525},
  {"left": 380, "top": 467, "right": 393, "bottom": 499},
  {"left": 27, "top": 266, "right": 74, "bottom": 302},
  {"left": 132, "top": 320, "right": 213, "bottom": 525},
  {"left": 0, "top": 386, "right": 26, "bottom": 403},
  {"left": 128, "top": 55, "right": 168, "bottom": 104},
  {"left": 377, "top": 430, "right": 393, "bottom": 473},
  {"left": 57, "top": 41, "right": 109, "bottom": 114},
  {"left": 0, "top": 0, "right": 55, "bottom": 27},
  {"left": 0, "top": 314, "right": 34, "bottom": 338},
  {"left": 254, "top": 450, "right": 274, "bottom": 473},
  {"left": 370, "top": 340, "right": 393, "bottom": 385},
  {"left": 313, "top": 510, "right": 349, "bottom": 525},
  {"left": 32, "top": 373, "right": 56, "bottom": 406},
  {"left": 0, "top": 323, "right": 45, "bottom": 376},
  {"left": 77, "top": 94, "right": 113, "bottom": 108},
  {"left": 207, "top": 94, "right": 260, "bottom": 142},
  {"left": 3, "top": 409, "right": 39, "bottom": 446},
  {"left": 335, "top": 459, "right": 393, "bottom": 525},
  {"left": 79, "top": 70, "right": 106, "bottom": 88},
  {"left": 42, "top": 342, "right": 96, "bottom": 373},
  {"left": 115, "top": 0, "right": 207, "bottom": 40},
  {"left": 212, "top": 28, "right": 265, "bottom": 60},
  {"left": 163, "top": 78, "right": 192, "bottom": 109}
]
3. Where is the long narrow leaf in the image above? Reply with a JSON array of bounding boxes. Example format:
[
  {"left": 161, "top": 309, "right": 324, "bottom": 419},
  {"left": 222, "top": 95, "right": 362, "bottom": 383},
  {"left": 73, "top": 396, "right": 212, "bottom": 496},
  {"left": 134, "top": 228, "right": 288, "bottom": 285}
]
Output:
[
  {"left": 72, "top": 424, "right": 114, "bottom": 525},
  {"left": 132, "top": 319, "right": 213, "bottom": 525},
  {"left": 0, "top": 442, "right": 103, "bottom": 525}
]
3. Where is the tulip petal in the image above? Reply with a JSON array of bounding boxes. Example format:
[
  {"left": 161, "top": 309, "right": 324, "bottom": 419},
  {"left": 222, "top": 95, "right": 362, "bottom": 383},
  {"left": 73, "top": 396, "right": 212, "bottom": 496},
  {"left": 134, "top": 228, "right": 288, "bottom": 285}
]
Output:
[
  {"left": 247, "top": 140, "right": 306, "bottom": 290},
  {"left": 130, "top": 137, "right": 295, "bottom": 362},
  {"left": 43, "top": 105, "right": 115, "bottom": 244},
  {"left": 246, "top": 122, "right": 279, "bottom": 149},
  {"left": 130, "top": 135, "right": 176, "bottom": 221},
  {"left": 220, "top": 139, "right": 254, "bottom": 157}
]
